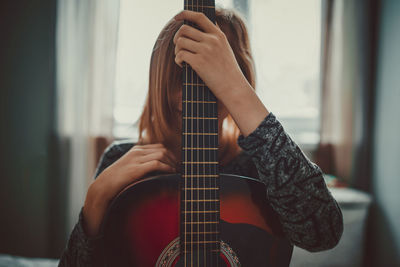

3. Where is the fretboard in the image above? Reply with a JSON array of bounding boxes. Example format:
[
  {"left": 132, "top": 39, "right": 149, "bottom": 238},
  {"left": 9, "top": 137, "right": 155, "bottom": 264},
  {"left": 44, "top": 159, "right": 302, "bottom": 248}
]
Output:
[{"left": 180, "top": 0, "right": 220, "bottom": 264}]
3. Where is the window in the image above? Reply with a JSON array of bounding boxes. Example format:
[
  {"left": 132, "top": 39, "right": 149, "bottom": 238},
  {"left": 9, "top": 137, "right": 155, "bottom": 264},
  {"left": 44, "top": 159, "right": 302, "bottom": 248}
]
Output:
[
  {"left": 249, "top": 0, "right": 321, "bottom": 147},
  {"left": 113, "top": 0, "right": 321, "bottom": 148}
]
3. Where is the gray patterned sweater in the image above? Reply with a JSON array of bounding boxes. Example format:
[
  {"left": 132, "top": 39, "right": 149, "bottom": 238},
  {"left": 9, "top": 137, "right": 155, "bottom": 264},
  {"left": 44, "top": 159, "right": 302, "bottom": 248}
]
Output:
[{"left": 59, "top": 113, "right": 343, "bottom": 266}]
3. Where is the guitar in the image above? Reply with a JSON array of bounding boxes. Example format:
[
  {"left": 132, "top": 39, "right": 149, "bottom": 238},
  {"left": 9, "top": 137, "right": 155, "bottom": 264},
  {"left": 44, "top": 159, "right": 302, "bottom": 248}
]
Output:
[{"left": 101, "top": 1, "right": 293, "bottom": 266}]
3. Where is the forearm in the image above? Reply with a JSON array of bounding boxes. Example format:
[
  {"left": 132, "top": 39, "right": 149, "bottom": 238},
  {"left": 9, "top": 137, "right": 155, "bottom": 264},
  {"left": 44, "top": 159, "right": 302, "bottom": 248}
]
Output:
[
  {"left": 83, "top": 169, "right": 123, "bottom": 237},
  {"left": 215, "top": 76, "right": 269, "bottom": 137},
  {"left": 83, "top": 184, "right": 111, "bottom": 237}
]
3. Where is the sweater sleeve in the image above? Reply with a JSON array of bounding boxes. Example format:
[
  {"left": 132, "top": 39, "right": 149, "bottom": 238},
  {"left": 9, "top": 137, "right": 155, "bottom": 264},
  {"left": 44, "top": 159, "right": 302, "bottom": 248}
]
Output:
[
  {"left": 237, "top": 112, "right": 343, "bottom": 252},
  {"left": 58, "top": 208, "right": 103, "bottom": 267},
  {"left": 58, "top": 143, "right": 123, "bottom": 267}
]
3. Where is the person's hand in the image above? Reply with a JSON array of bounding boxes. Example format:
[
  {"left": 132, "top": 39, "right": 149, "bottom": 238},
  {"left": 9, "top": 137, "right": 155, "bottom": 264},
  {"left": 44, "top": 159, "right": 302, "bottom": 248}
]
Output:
[
  {"left": 174, "top": 10, "right": 270, "bottom": 138},
  {"left": 173, "top": 10, "right": 247, "bottom": 98},
  {"left": 83, "top": 143, "right": 177, "bottom": 237},
  {"left": 100, "top": 143, "right": 177, "bottom": 194}
]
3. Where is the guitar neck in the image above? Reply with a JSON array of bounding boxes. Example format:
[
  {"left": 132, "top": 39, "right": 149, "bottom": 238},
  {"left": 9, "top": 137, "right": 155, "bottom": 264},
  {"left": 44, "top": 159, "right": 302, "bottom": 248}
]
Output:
[
  {"left": 181, "top": 0, "right": 218, "bottom": 192},
  {"left": 181, "top": 0, "right": 218, "bottom": 171},
  {"left": 184, "top": 0, "right": 216, "bottom": 22},
  {"left": 180, "top": 0, "right": 221, "bottom": 260}
]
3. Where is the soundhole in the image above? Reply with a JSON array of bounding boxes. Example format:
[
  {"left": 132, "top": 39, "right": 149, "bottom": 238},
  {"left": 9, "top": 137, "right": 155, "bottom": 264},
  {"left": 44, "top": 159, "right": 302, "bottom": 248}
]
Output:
[{"left": 156, "top": 237, "right": 240, "bottom": 267}]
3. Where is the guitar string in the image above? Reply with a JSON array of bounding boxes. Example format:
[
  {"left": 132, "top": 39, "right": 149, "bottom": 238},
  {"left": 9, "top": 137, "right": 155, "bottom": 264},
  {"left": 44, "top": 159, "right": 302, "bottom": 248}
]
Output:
[
  {"left": 191, "top": 10, "right": 194, "bottom": 265},
  {"left": 212, "top": 64, "right": 217, "bottom": 267},
  {"left": 207, "top": 5, "right": 215, "bottom": 266},
  {"left": 209, "top": 3, "right": 218, "bottom": 265},
  {"left": 187, "top": 1, "right": 193, "bottom": 265},
  {"left": 208, "top": 4, "right": 215, "bottom": 262},
  {"left": 211, "top": 3, "right": 218, "bottom": 265},
  {"left": 195, "top": 1, "right": 199, "bottom": 266},
  {"left": 203, "top": 3, "right": 215, "bottom": 265},
  {"left": 195, "top": 1, "right": 201, "bottom": 266},
  {"left": 202, "top": 5, "right": 208, "bottom": 265},
  {"left": 185, "top": 65, "right": 188, "bottom": 267},
  {"left": 183, "top": 2, "right": 218, "bottom": 265},
  {"left": 201, "top": 0, "right": 210, "bottom": 266},
  {"left": 184, "top": 0, "right": 188, "bottom": 263},
  {"left": 192, "top": 3, "right": 197, "bottom": 266},
  {"left": 216, "top": 11, "right": 219, "bottom": 267},
  {"left": 201, "top": 1, "right": 206, "bottom": 265},
  {"left": 190, "top": 10, "right": 192, "bottom": 267}
]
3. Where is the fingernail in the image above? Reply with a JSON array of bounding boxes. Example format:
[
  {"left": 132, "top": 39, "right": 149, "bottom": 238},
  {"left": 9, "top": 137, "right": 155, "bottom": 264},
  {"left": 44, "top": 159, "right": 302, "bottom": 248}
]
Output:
[{"left": 174, "top": 12, "right": 182, "bottom": 20}]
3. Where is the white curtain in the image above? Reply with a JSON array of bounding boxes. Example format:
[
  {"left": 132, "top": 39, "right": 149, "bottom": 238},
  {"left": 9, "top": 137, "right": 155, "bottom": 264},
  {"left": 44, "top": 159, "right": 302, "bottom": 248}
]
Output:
[
  {"left": 319, "top": 0, "right": 376, "bottom": 189},
  {"left": 56, "top": 0, "right": 120, "bottom": 232}
]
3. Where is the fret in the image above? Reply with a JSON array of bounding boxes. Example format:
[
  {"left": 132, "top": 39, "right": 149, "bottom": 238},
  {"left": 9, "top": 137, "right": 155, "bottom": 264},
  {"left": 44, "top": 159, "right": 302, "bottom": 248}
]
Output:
[
  {"left": 182, "top": 149, "right": 217, "bottom": 156},
  {"left": 184, "top": 231, "right": 219, "bottom": 234},
  {"left": 183, "top": 82, "right": 206, "bottom": 86},
  {"left": 183, "top": 147, "right": 217, "bottom": 150},
  {"left": 182, "top": 161, "right": 218, "bottom": 164},
  {"left": 182, "top": 174, "right": 218, "bottom": 177},
  {"left": 183, "top": 116, "right": 218, "bottom": 120},
  {"left": 182, "top": 114, "right": 215, "bottom": 119},
  {"left": 185, "top": 241, "right": 220, "bottom": 244},
  {"left": 183, "top": 132, "right": 217, "bottom": 135},
  {"left": 182, "top": 210, "right": 219, "bottom": 213},
  {"left": 181, "top": 126, "right": 218, "bottom": 135},
  {"left": 182, "top": 180, "right": 218, "bottom": 183},
  {"left": 183, "top": 100, "right": 216, "bottom": 104},
  {"left": 182, "top": 132, "right": 216, "bottom": 138},
  {"left": 182, "top": 187, "right": 219, "bottom": 190},
  {"left": 184, "top": 199, "right": 219, "bottom": 202},
  {"left": 184, "top": 221, "right": 219, "bottom": 224},
  {"left": 184, "top": 5, "right": 215, "bottom": 9}
]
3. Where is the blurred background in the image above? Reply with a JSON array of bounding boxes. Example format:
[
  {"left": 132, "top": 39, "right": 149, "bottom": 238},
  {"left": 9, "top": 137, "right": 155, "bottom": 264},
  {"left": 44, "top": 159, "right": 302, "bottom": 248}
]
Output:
[{"left": 0, "top": 0, "right": 399, "bottom": 266}]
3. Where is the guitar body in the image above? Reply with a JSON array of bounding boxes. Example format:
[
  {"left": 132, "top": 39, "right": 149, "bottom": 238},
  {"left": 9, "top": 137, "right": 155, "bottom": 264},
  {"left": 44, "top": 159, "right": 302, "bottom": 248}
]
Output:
[{"left": 102, "top": 174, "right": 293, "bottom": 266}]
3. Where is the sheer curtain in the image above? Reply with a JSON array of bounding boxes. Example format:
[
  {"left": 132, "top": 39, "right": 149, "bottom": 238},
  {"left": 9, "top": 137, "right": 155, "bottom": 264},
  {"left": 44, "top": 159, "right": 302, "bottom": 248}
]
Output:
[
  {"left": 318, "top": 0, "right": 378, "bottom": 189},
  {"left": 56, "top": 0, "right": 120, "bottom": 232}
]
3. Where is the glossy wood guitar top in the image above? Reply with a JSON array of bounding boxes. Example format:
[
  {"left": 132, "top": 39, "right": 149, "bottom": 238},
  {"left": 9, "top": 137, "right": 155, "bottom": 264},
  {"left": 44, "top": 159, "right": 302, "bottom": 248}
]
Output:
[{"left": 101, "top": 173, "right": 293, "bottom": 266}]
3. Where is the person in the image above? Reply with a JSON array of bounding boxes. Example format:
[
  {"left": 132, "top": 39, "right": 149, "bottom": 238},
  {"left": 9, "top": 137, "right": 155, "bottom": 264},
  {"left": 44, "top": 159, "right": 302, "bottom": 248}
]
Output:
[{"left": 59, "top": 8, "right": 343, "bottom": 266}]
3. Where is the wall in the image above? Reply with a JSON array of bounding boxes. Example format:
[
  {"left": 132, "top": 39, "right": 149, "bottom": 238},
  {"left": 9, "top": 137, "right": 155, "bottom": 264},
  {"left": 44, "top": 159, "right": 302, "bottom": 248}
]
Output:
[
  {"left": 370, "top": 0, "right": 400, "bottom": 265},
  {"left": 0, "top": 1, "right": 58, "bottom": 258}
]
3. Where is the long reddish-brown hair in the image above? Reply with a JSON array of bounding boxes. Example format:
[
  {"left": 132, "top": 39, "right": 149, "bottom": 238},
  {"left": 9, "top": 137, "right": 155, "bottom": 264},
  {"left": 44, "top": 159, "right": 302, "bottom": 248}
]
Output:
[{"left": 138, "top": 8, "right": 256, "bottom": 166}]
